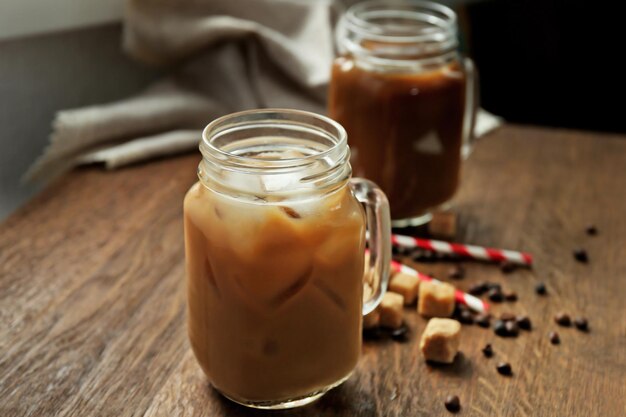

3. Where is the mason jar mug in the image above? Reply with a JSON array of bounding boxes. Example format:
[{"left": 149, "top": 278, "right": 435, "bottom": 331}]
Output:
[
  {"left": 183, "top": 109, "right": 391, "bottom": 409},
  {"left": 329, "top": 0, "right": 478, "bottom": 226}
]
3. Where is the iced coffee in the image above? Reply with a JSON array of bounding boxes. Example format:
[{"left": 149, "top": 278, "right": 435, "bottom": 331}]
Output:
[
  {"left": 329, "top": 60, "right": 466, "bottom": 220},
  {"left": 184, "top": 109, "right": 391, "bottom": 409},
  {"left": 328, "top": 1, "right": 476, "bottom": 224},
  {"left": 185, "top": 180, "right": 365, "bottom": 404}
]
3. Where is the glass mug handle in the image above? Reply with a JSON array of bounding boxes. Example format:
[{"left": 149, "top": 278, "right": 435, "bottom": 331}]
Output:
[
  {"left": 461, "top": 57, "right": 480, "bottom": 159},
  {"left": 349, "top": 178, "right": 391, "bottom": 315}
]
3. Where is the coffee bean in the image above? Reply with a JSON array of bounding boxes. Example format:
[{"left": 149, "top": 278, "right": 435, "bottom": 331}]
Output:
[
  {"left": 456, "top": 303, "right": 469, "bottom": 312},
  {"left": 494, "top": 319, "right": 519, "bottom": 337},
  {"left": 585, "top": 225, "right": 598, "bottom": 236},
  {"left": 500, "top": 312, "right": 516, "bottom": 322},
  {"left": 574, "top": 317, "right": 589, "bottom": 332},
  {"left": 453, "top": 304, "right": 468, "bottom": 319},
  {"left": 500, "top": 261, "right": 516, "bottom": 273},
  {"left": 504, "top": 291, "right": 518, "bottom": 302},
  {"left": 475, "top": 314, "right": 491, "bottom": 328},
  {"left": 448, "top": 265, "right": 465, "bottom": 280},
  {"left": 488, "top": 288, "right": 504, "bottom": 302},
  {"left": 486, "top": 282, "right": 502, "bottom": 292},
  {"left": 410, "top": 247, "right": 424, "bottom": 256},
  {"left": 549, "top": 331, "right": 560, "bottom": 344},
  {"left": 468, "top": 282, "right": 488, "bottom": 296},
  {"left": 516, "top": 315, "right": 532, "bottom": 330},
  {"left": 554, "top": 312, "right": 571, "bottom": 327},
  {"left": 459, "top": 310, "right": 474, "bottom": 325},
  {"left": 482, "top": 344, "right": 494, "bottom": 358},
  {"left": 535, "top": 282, "right": 547, "bottom": 295},
  {"left": 504, "top": 321, "right": 519, "bottom": 337},
  {"left": 398, "top": 246, "right": 413, "bottom": 257},
  {"left": 412, "top": 249, "right": 438, "bottom": 262},
  {"left": 444, "top": 395, "right": 461, "bottom": 413},
  {"left": 573, "top": 248, "right": 589, "bottom": 263},
  {"left": 496, "top": 362, "right": 512, "bottom": 376},
  {"left": 390, "top": 324, "right": 410, "bottom": 342},
  {"left": 362, "top": 327, "right": 385, "bottom": 340},
  {"left": 494, "top": 320, "right": 508, "bottom": 336},
  {"left": 392, "top": 253, "right": 404, "bottom": 262}
]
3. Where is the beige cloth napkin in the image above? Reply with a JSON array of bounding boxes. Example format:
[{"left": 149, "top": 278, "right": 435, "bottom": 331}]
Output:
[
  {"left": 26, "top": 0, "right": 502, "bottom": 181},
  {"left": 26, "top": 0, "right": 336, "bottom": 181}
]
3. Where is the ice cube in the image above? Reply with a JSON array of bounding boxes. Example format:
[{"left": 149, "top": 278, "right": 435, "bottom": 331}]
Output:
[
  {"left": 260, "top": 172, "right": 301, "bottom": 193},
  {"left": 232, "top": 209, "right": 314, "bottom": 308},
  {"left": 413, "top": 130, "right": 444, "bottom": 155},
  {"left": 314, "top": 226, "right": 363, "bottom": 268},
  {"left": 222, "top": 170, "right": 264, "bottom": 195}
]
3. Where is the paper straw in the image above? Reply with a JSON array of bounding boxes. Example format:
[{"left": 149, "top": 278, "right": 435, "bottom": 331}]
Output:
[{"left": 392, "top": 234, "right": 533, "bottom": 266}]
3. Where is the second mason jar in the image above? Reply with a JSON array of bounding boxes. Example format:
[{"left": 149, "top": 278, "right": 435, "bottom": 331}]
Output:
[{"left": 329, "top": 0, "right": 477, "bottom": 226}]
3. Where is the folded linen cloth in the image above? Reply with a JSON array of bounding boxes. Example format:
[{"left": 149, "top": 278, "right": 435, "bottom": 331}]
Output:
[
  {"left": 25, "top": 0, "right": 336, "bottom": 181},
  {"left": 25, "top": 0, "right": 502, "bottom": 181}
]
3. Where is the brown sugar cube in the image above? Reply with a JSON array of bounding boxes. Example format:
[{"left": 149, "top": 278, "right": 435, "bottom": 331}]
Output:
[
  {"left": 379, "top": 292, "right": 404, "bottom": 329},
  {"left": 418, "top": 280, "right": 456, "bottom": 318},
  {"left": 428, "top": 211, "right": 457, "bottom": 239},
  {"left": 363, "top": 307, "right": 380, "bottom": 329},
  {"left": 419, "top": 318, "right": 461, "bottom": 363},
  {"left": 389, "top": 272, "right": 420, "bottom": 305}
]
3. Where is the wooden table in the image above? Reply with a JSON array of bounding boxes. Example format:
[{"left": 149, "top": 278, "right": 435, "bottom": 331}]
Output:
[{"left": 1, "top": 125, "right": 625, "bottom": 416}]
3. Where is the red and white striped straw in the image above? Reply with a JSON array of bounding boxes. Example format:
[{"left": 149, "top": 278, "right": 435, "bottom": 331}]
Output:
[
  {"left": 390, "top": 259, "right": 489, "bottom": 313},
  {"left": 392, "top": 234, "right": 533, "bottom": 266}
]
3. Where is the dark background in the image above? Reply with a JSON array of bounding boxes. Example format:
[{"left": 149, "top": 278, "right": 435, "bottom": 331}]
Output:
[{"left": 464, "top": 0, "right": 625, "bottom": 133}]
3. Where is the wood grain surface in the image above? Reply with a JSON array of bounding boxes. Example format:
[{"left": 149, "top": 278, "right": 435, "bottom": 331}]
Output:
[{"left": 1, "top": 125, "right": 625, "bottom": 416}]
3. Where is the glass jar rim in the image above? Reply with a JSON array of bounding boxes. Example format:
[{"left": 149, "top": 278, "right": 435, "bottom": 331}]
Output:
[
  {"left": 337, "top": 0, "right": 459, "bottom": 68},
  {"left": 344, "top": 0, "right": 457, "bottom": 44},
  {"left": 201, "top": 108, "right": 348, "bottom": 171}
]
